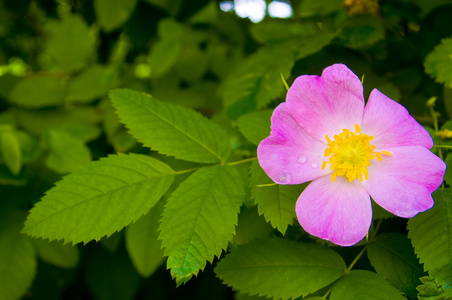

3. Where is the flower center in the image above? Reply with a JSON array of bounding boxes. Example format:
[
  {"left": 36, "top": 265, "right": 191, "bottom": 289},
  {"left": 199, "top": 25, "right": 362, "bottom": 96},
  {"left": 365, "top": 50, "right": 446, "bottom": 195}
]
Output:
[{"left": 321, "top": 124, "right": 391, "bottom": 182}]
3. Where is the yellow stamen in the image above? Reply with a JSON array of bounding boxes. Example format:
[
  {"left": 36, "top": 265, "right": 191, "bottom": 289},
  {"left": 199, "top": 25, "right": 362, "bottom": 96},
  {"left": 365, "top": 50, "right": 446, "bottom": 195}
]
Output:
[{"left": 322, "top": 124, "right": 391, "bottom": 182}]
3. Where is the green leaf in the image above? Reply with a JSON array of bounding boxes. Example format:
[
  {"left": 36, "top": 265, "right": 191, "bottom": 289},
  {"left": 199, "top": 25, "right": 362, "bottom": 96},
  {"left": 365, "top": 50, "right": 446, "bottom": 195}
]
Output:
[
  {"left": 12, "top": 106, "right": 101, "bottom": 137},
  {"left": 222, "top": 46, "right": 294, "bottom": 119},
  {"left": 329, "top": 270, "right": 405, "bottom": 300},
  {"left": 0, "top": 130, "right": 22, "bottom": 175},
  {"left": 43, "top": 129, "right": 91, "bottom": 174},
  {"left": 149, "top": 39, "right": 182, "bottom": 77},
  {"left": 32, "top": 239, "right": 79, "bottom": 269},
  {"left": 110, "top": 88, "right": 231, "bottom": 163},
  {"left": 95, "top": 0, "right": 138, "bottom": 32},
  {"left": 66, "top": 64, "right": 118, "bottom": 104},
  {"left": 250, "top": 159, "right": 306, "bottom": 235},
  {"left": 215, "top": 237, "right": 346, "bottom": 299},
  {"left": 417, "top": 276, "right": 450, "bottom": 299},
  {"left": 125, "top": 198, "right": 165, "bottom": 277},
  {"left": 23, "top": 153, "right": 174, "bottom": 245},
  {"left": 367, "top": 233, "right": 424, "bottom": 299},
  {"left": 159, "top": 165, "right": 244, "bottom": 284},
  {"left": 43, "top": 14, "right": 94, "bottom": 72},
  {"left": 425, "top": 37, "right": 452, "bottom": 88},
  {"left": 0, "top": 211, "right": 36, "bottom": 300},
  {"left": 8, "top": 75, "right": 66, "bottom": 108},
  {"left": 408, "top": 189, "right": 452, "bottom": 285},
  {"left": 339, "top": 16, "right": 385, "bottom": 49},
  {"left": 237, "top": 109, "right": 272, "bottom": 146}
]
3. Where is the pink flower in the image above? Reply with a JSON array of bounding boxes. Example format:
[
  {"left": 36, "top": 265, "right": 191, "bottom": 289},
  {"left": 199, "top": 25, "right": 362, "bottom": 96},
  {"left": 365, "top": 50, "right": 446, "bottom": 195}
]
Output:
[{"left": 257, "top": 64, "right": 446, "bottom": 246}]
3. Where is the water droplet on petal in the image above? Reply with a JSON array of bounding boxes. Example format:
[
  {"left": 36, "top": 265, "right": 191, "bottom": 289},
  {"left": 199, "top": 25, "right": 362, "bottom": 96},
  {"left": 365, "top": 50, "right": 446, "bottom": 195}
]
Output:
[
  {"left": 311, "top": 163, "right": 318, "bottom": 169},
  {"left": 278, "top": 173, "right": 291, "bottom": 184},
  {"left": 298, "top": 155, "right": 307, "bottom": 164}
]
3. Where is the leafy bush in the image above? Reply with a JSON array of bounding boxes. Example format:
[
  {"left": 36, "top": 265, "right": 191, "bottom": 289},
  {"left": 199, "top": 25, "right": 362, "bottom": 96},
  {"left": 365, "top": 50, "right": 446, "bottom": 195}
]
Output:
[{"left": 1, "top": 0, "right": 452, "bottom": 299}]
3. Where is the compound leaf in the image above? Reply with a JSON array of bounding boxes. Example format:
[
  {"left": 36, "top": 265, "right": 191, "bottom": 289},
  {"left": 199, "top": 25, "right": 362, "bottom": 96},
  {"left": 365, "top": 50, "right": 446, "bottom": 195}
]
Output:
[
  {"left": 159, "top": 165, "right": 244, "bottom": 285},
  {"left": 95, "top": 0, "right": 138, "bottom": 32},
  {"left": 23, "top": 153, "right": 174, "bottom": 245}
]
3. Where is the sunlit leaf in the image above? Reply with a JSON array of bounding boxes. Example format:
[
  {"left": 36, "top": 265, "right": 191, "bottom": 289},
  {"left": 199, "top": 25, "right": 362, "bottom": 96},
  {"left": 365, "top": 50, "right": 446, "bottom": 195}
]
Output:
[
  {"left": 215, "top": 237, "right": 346, "bottom": 300},
  {"left": 23, "top": 153, "right": 174, "bottom": 244},
  {"left": 110, "top": 88, "right": 231, "bottom": 163},
  {"left": 160, "top": 165, "right": 244, "bottom": 284}
]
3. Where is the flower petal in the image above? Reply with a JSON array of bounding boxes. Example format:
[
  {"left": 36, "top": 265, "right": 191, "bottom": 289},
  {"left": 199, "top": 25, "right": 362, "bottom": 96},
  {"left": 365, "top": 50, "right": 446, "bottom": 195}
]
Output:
[
  {"left": 257, "top": 103, "right": 330, "bottom": 185},
  {"left": 363, "top": 146, "right": 445, "bottom": 218},
  {"left": 296, "top": 175, "right": 371, "bottom": 246},
  {"left": 362, "top": 89, "right": 433, "bottom": 149},
  {"left": 286, "top": 64, "right": 365, "bottom": 142}
]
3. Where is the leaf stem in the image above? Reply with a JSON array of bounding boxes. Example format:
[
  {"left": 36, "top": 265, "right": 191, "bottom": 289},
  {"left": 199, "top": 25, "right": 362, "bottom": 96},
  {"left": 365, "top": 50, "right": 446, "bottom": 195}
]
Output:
[
  {"left": 226, "top": 157, "right": 256, "bottom": 166},
  {"left": 173, "top": 157, "right": 256, "bottom": 175},
  {"left": 345, "top": 219, "right": 382, "bottom": 274}
]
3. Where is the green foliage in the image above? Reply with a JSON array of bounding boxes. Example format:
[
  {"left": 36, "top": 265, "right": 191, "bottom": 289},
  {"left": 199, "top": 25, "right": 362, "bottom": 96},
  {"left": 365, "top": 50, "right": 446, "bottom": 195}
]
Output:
[
  {"left": 110, "top": 88, "right": 231, "bottom": 163},
  {"left": 408, "top": 189, "right": 452, "bottom": 286},
  {"left": 215, "top": 237, "right": 346, "bottom": 299},
  {"left": 222, "top": 46, "right": 294, "bottom": 119},
  {"left": 42, "top": 129, "right": 91, "bottom": 174},
  {"left": 425, "top": 37, "right": 452, "bottom": 88},
  {"left": 237, "top": 109, "right": 272, "bottom": 146},
  {"left": 23, "top": 153, "right": 174, "bottom": 244},
  {"left": 8, "top": 75, "right": 66, "bottom": 108},
  {"left": 67, "top": 65, "right": 118, "bottom": 104},
  {"left": 367, "top": 233, "right": 424, "bottom": 299},
  {"left": 32, "top": 239, "right": 79, "bottom": 269},
  {"left": 95, "top": 0, "right": 138, "bottom": 33},
  {"left": 0, "top": 210, "right": 36, "bottom": 300},
  {"left": 1, "top": 0, "right": 452, "bottom": 298},
  {"left": 339, "top": 17, "right": 385, "bottom": 49},
  {"left": 42, "top": 15, "right": 94, "bottom": 72},
  {"left": 125, "top": 198, "right": 165, "bottom": 277},
  {"left": 159, "top": 165, "right": 244, "bottom": 284},
  {"left": 250, "top": 159, "right": 305, "bottom": 235},
  {"left": 329, "top": 270, "right": 406, "bottom": 300},
  {"left": 0, "top": 129, "right": 22, "bottom": 175}
]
